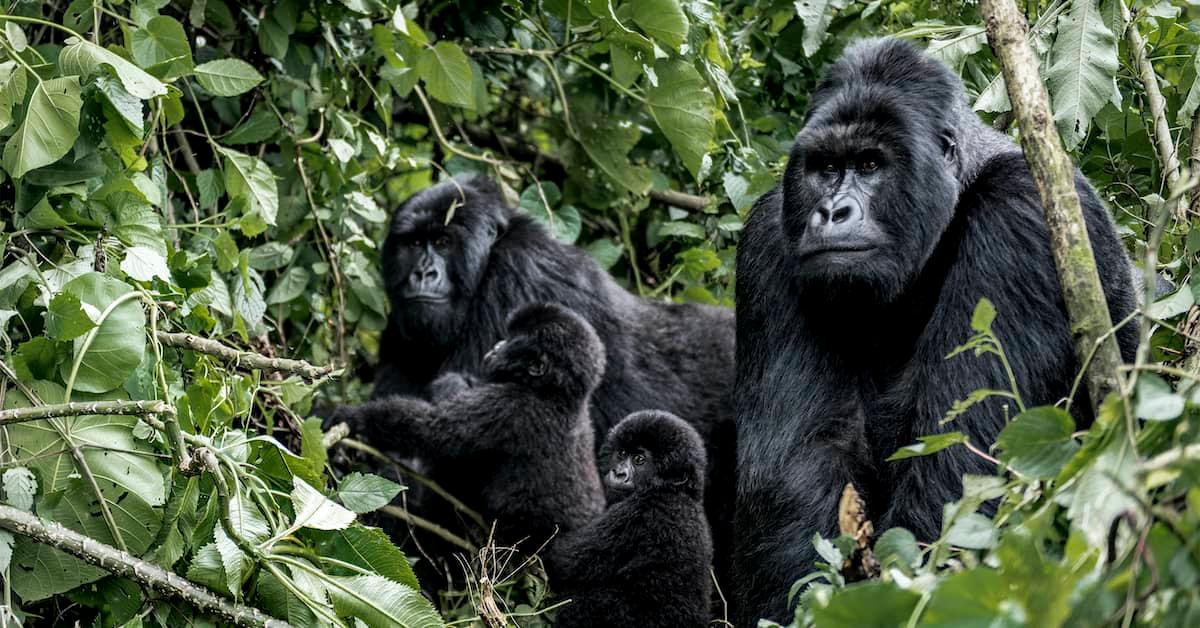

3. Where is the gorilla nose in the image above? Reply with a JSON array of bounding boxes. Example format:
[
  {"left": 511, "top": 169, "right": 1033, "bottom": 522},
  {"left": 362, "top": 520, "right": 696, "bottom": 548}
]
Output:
[
  {"left": 413, "top": 266, "right": 440, "bottom": 284},
  {"left": 811, "top": 201, "right": 861, "bottom": 228}
]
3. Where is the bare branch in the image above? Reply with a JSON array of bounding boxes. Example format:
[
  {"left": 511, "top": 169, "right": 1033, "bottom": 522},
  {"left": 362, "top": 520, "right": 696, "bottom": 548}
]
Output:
[
  {"left": 981, "top": 0, "right": 1126, "bottom": 410},
  {"left": 0, "top": 504, "right": 287, "bottom": 628},
  {"left": 155, "top": 331, "right": 336, "bottom": 381},
  {"left": 1127, "top": 20, "right": 1183, "bottom": 216},
  {"left": 0, "top": 400, "right": 174, "bottom": 426}
]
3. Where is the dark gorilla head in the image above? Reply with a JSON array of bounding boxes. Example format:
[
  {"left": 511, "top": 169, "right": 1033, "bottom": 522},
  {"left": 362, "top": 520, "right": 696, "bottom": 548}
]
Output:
[
  {"left": 482, "top": 303, "right": 606, "bottom": 398},
  {"left": 601, "top": 411, "right": 707, "bottom": 502},
  {"left": 782, "top": 38, "right": 965, "bottom": 302},
  {"left": 382, "top": 175, "right": 513, "bottom": 344}
]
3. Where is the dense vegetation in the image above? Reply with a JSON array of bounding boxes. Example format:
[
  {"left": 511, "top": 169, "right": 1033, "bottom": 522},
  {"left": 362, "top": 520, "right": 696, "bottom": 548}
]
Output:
[{"left": 0, "top": 0, "right": 1197, "bottom": 626}]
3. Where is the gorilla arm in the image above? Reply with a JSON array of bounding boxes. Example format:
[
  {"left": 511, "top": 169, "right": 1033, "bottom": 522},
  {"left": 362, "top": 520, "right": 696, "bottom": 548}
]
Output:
[
  {"left": 331, "top": 396, "right": 439, "bottom": 456},
  {"left": 543, "top": 501, "right": 639, "bottom": 586}
]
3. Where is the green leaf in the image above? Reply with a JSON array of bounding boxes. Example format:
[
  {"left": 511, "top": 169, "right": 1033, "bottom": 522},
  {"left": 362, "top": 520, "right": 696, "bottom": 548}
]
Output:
[
  {"left": 1046, "top": 0, "right": 1120, "bottom": 149},
  {"left": 45, "top": 292, "right": 97, "bottom": 341},
  {"left": 258, "top": 16, "right": 289, "bottom": 59},
  {"left": 1065, "top": 436, "right": 1137, "bottom": 548},
  {"left": 318, "top": 525, "right": 419, "bottom": 589},
  {"left": 266, "top": 267, "right": 309, "bottom": 305},
  {"left": 0, "top": 61, "right": 27, "bottom": 132},
  {"left": 291, "top": 477, "right": 356, "bottom": 531},
  {"left": 574, "top": 104, "right": 653, "bottom": 195},
  {"left": 255, "top": 570, "right": 317, "bottom": 625},
  {"left": 943, "top": 512, "right": 998, "bottom": 549},
  {"left": 887, "top": 431, "right": 967, "bottom": 461},
  {"left": 585, "top": 239, "right": 623, "bottom": 270},
  {"left": 2, "top": 467, "right": 37, "bottom": 511},
  {"left": 630, "top": 0, "right": 689, "bottom": 50},
  {"left": 923, "top": 569, "right": 1021, "bottom": 628},
  {"left": 793, "top": 0, "right": 852, "bottom": 57},
  {"left": 873, "top": 528, "right": 920, "bottom": 572},
  {"left": 811, "top": 580, "right": 921, "bottom": 627},
  {"left": 194, "top": 58, "right": 265, "bottom": 97},
  {"left": 96, "top": 76, "right": 144, "bottom": 136},
  {"left": 247, "top": 242, "right": 294, "bottom": 271},
  {"left": 59, "top": 37, "right": 168, "bottom": 100},
  {"left": 646, "top": 60, "right": 716, "bottom": 180},
  {"left": 926, "top": 25, "right": 987, "bottom": 71},
  {"left": 658, "top": 221, "right": 706, "bottom": 240},
  {"left": 120, "top": 245, "right": 171, "bottom": 282},
  {"left": 2, "top": 77, "right": 82, "bottom": 179},
  {"left": 217, "top": 146, "right": 278, "bottom": 226},
  {"left": 519, "top": 183, "right": 582, "bottom": 244},
  {"left": 196, "top": 168, "right": 224, "bottom": 209},
  {"left": 59, "top": 273, "right": 147, "bottom": 393},
  {"left": 129, "top": 15, "right": 194, "bottom": 80},
  {"left": 417, "top": 42, "right": 475, "bottom": 109},
  {"left": 327, "top": 575, "right": 444, "bottom": 628},
  {"left": 970, "top": 298, "right": 996, "bottom": 333},
  {"left": 996, "top": 406, "right": 1080, "bottom": 478},
  {"left": 337, "top": 473, "right": 403, "bottom": 513},
  {"left": 1135, "top": 373, "right": 1184, "bottom": 421},
  {"left": 223, "top": 107, "right": 280, "bottom": 144}
]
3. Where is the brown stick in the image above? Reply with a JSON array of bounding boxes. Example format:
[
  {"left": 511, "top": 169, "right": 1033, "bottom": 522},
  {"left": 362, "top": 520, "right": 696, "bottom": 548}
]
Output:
[
  {"left": 0, "top": 400, "right": 174, "bottom": 426},
  {"left": 0, "top": 505, "right": 287, "bottom": 627},
  {"left": 981, "top": 0, "right": 1126, "bottom": 410},
  {"left": 1127, "top": 21, "right": 1182, "bottom": 215},
  {"left": 155, "top": 331, "right": 335, "bottom": 381}
]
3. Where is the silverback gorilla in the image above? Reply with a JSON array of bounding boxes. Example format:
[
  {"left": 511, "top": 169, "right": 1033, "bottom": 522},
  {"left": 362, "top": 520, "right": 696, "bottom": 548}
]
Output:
[
  {"left": 732, "top": 38, "right": 1137, "bottom": 624},
  {"left": 373, "top": 175, "right": 735, "bottom": 574}
]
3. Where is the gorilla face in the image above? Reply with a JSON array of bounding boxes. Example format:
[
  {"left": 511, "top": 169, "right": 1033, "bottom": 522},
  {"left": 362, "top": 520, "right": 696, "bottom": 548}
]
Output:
[
  {"left": 482, "top": 303, "right": 606, "bottom": 397},
  {"left": 382, "top": 177, "right": 511, "bottom": 345},
  {"left": 601, "top": 411, "right": 706, "bottom": 502},
  {"left": 782, "top": 85, "right": 960, "bottom": 303}
]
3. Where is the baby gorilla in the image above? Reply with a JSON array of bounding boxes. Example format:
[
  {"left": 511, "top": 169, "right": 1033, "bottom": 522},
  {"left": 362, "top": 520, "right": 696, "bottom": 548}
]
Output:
[
  {"left": 333, "top": 303, "right": 605, "bottom": 544},
  {"left": 546, "top": 411, "right": 712, "bottom": 628}
]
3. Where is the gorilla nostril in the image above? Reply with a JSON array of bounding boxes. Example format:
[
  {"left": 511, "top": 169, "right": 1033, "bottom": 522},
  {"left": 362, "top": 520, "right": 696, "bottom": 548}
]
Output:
[{"left": 831, "top": 205, "right": 854, "bottom": 224}]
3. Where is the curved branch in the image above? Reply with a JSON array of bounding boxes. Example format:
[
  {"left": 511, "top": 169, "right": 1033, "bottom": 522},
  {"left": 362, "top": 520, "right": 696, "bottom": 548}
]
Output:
[{"left": 155, "top": 331, "right": 336, "bottom": 381}]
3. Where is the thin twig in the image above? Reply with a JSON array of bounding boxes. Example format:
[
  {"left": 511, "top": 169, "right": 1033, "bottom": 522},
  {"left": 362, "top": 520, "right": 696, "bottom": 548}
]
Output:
[
  {"left": 1127, "top": 20, "right": 1182, "bottom": 213},
  {"left": 0, "top": 505, "right": 286, "bottom": 627},
  {"left": 155, "top": 331, "right": 336, "bottom": 381},
  {"left": 293, "top": 149, "right": 349, "bottom": 374},
  {"left": 379, "top": 505, "right": 476, "bottom": 552},
  {"left": 0, "top": 400, "right": 173, "bottom": 425}
]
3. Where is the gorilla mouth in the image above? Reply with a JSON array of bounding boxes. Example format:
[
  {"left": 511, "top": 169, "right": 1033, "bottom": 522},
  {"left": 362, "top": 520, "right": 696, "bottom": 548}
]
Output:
[
  {"left": 796, "top": 243, "right": 878, "bottom": 262},
  {"left": 403, "top": 295, "right": 450, "bottom": 304}
]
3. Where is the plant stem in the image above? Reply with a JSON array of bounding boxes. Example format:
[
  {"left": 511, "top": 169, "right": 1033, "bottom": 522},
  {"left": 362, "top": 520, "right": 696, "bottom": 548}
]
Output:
[{"left": 0, "top": 400, "right": 173, "bottom": 425}]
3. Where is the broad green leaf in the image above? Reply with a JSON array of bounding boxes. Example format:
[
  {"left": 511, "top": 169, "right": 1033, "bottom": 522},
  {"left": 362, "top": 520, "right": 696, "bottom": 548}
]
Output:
[
  {"left": 923, "top": 569, "right": 1020, "bottom": 628},
  {"left": 794, "top": 0, "right": 852, "bottom": 57},
  {"left": 646, "top": 60, "right": 716, "bottom": 180},
  {"left": 658, "top": 221, "right": 706, "bottom": 240},
  {"left": 519, "top": 182, "right": 582, "bottom": 244},
  {"left": 943, "top": 512, "right": 998, "bottom": 549},
  {"left": 2, "top": 77, "right": 82, "bottom": 179},
  {"left": 256, "top": 570, "right": 318, "bottom": 625},
  {"left": 196, "top": 168, "right": 224, "bottom": 209},
  {"left": 327, "top": 575, "right": 444, "bottom": 628},
  {"left": 59, "top": 37, "right": 168, "bottom": 99},
  {"left": 266, "top": 267, "right": 310, "bottom": 305},
  {"left": 5, "top": 22, "right": 27, "bottom": 52},
  {"left": 223, "top": 107, "right": 280, "bottom": 144},
  {"left": 232, "top": 267, "right": 267, "bottom": 330},
  {"left": 317, "top": 525, "right": 419, "bottom": 590},
  {"left": 1177, "top": 53, "right": 1200, "bottom": 126},
  {"left": 5, "top": 381, "right": 165, "bottom": 600},
  {"left": 417, "top": 42, "right": 475, "bottom": 109},
  {"left": 1065, "top": 436, "right": 1138, "bottom": 547},
  {"left": 1046, "top": 0, "right": 1120, "bottom": 149},
  {"left": 59, "top": 273, "right": 147, "bottom": 393},
  {"left": 247, "top": 242, "right": 295, "bottom": 271},
  {"left": 810, "top": 580, "right": 921, "bottom": 627},
  {"left": 194, "top": 58, "right": 264, "bottom": 97},
  {"left": 926, "top": 25, "right": 987, "bottom": 70},
  {"left": 96, "top": 76, "right": 144, "bottom": 135},
  {"left": 585, "top": 239, "right": 623, "bottom": 270},
  {"left": 291, "top": 477, "right": 355, "bottom": 531},
  {"left": 873, "top": 528, "right": 920, "bottom": 571},
  {"left": 45, "top": 292, "right": 96, "bottom": 341},
  {"left": 129, "top": 16, "right": 194, "bottom": 80},
  {"left": 887, "top": 431, "right": 967, "bottom": 460},
  {"left": 0, "top": 61, "right": 27, "bottom": 131},
  {"left": 996, "top": 406, "right": 1080, "bottom": 478},
  {"left": 574, "top": 104, "right": 653, "bottom": 195},
  {"left": 337, "top": 473, "right": 403, "bottom": 513},
  {"left": 1135, "top": 373, "right": 1184, "bottom": 421},
  {"left": 630, "top": 0, "right": 689, "bottom": 50},
  {"left": 120, "top": 245, "right": 171, "bottom": 282},
  {"left": 217, "top": 146, "right": 278, "bottom": 225},
  {"left": 2, "top": 467, "right": 37, "bottom": 511}
]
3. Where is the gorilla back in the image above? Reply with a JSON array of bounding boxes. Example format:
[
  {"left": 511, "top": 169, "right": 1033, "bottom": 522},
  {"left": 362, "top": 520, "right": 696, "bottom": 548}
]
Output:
[{"left": 732, "top": 38, "right": 1136, "bottom": 624}]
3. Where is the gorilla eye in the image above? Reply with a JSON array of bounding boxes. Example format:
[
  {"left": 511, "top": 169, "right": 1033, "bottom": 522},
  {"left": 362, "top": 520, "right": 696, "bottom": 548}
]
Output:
[
  {"left": 632, "top": 454, "right": 646, "bottom": 466},
  {"left": 527, "top": 358, "right": 548, "bottom": 377},
  {"left": 860, "top": 160, "right": 879, "bottom": 173},
  {"left": 435, "top": 235, "right": 451, "bottom": 248},
  {"left": 822, "top": 162, "right": 837, "bottom": 174}
]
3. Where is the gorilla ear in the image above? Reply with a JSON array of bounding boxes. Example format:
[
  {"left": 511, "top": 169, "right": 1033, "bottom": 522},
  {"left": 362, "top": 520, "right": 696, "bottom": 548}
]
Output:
[{"left": 939, "top": 129, "right": 958, "bottom": 164}]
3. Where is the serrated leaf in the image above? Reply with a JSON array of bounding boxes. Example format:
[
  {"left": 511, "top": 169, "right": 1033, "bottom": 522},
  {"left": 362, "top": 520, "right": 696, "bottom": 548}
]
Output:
[
  {"left": 1046, "top": 0, "right": 1120, "bottom": 149},
  {"left": 291, "top": 477, "right": 356, "bottom": 531},
  {"left": 2, "top": 467, "right": 37, "bottom": 511},
  {"left": 658, "top": 221, "right": 706, "bottom": 240},
  {"left": 630, "top": 0, "right": 689, "bottom": 50},
  {"left": 45, "top": 292, "right": 97, "bottom": 341},
  {"left": 970, "top": 298, "right": 996, "bottom": 332},
  {"left": 327, "top": 575, "right": 444, "bottom": 627},
  {"left": 318, "top": 525, "right": 419, "bottom": 589},
  {"left": 129, "top": 15, "right": 194, "bottom": 80},
  {"left": 996, "top": 406, "right": 1079, "bottom": 479},
  {"left": 337, "top": 473, "right": 403, "bottom": 513},
  {"left": 59, "top": 273, "right": 146, "bottom": 393},
  {"left": 217, "top": 146, "right": 277, "bottom": 226},
  {"left": 574, "top": 104, "right": 653, "bottom": 194},
  {"left": 2, "top": 77, "right": 82, "bottom": 179},
  {"left": 646, "top": 60, "right": 715, "bottom": 180},
  {"left": 417, "top": 42, "right": 475, "bottom": 109},
  {"left": 0, "top": 61, "right": 27, "bottom": 132},
  {"left": 194, "top": 58, "right": 264, "bottom": 97},
  {"left": 59, "top": 37, "right": 167, "bottom": 100}
]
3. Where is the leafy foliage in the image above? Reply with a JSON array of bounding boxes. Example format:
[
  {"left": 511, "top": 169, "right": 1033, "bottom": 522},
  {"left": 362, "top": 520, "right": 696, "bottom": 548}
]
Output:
[{"left": 0, "top": 0, "right": 1196, "bottom": 626}]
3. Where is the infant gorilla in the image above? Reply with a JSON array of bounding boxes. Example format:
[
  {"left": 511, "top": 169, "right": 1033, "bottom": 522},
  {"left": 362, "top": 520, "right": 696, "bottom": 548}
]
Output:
[
  {"left": 333, "top": 302, "right": 606, "bottom": 543},
  {"left": 546, "top": 411, "right": 713, "bottom": 628}
]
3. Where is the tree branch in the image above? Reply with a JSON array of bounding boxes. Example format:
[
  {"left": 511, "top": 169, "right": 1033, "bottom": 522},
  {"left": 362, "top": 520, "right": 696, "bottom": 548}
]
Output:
[
  {"left": 981, "top": 0, "right": 1126, "bottom": 410},
  {"left": 1127, "top": 19, "right": 1183, "bottom": 217},
  {"left": 155, "top": 331, "right": 336, "bottom": 381},
  {"left": 0, "top": 505, "right": 287, "bottom": 628},
  {"left": 378, "top": 505, "right": 475, "bottom": 552},
  {"left": 0, "top": 400, "right": 174, "bottom": 426}
]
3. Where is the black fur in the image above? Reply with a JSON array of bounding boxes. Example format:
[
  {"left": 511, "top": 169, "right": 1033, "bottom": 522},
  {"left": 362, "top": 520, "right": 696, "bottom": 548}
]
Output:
[
  {"left": 334, "top": 303, "right": 605, "bottom": 543},
  {"left": 732, "top": 38, "right": 1138, "bottom": 625},
  {"left": 373, "top": 175, "right": 736, "bottom": 575},
  {"left": 546, "top": 411, "right": 712, "bottom": 628}
]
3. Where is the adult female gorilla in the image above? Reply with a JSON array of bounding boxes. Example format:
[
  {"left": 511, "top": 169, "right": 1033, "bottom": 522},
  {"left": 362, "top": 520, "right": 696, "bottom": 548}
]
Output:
[{"left": 732, "top": 38, "right": 1137, "bottom": 624}]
